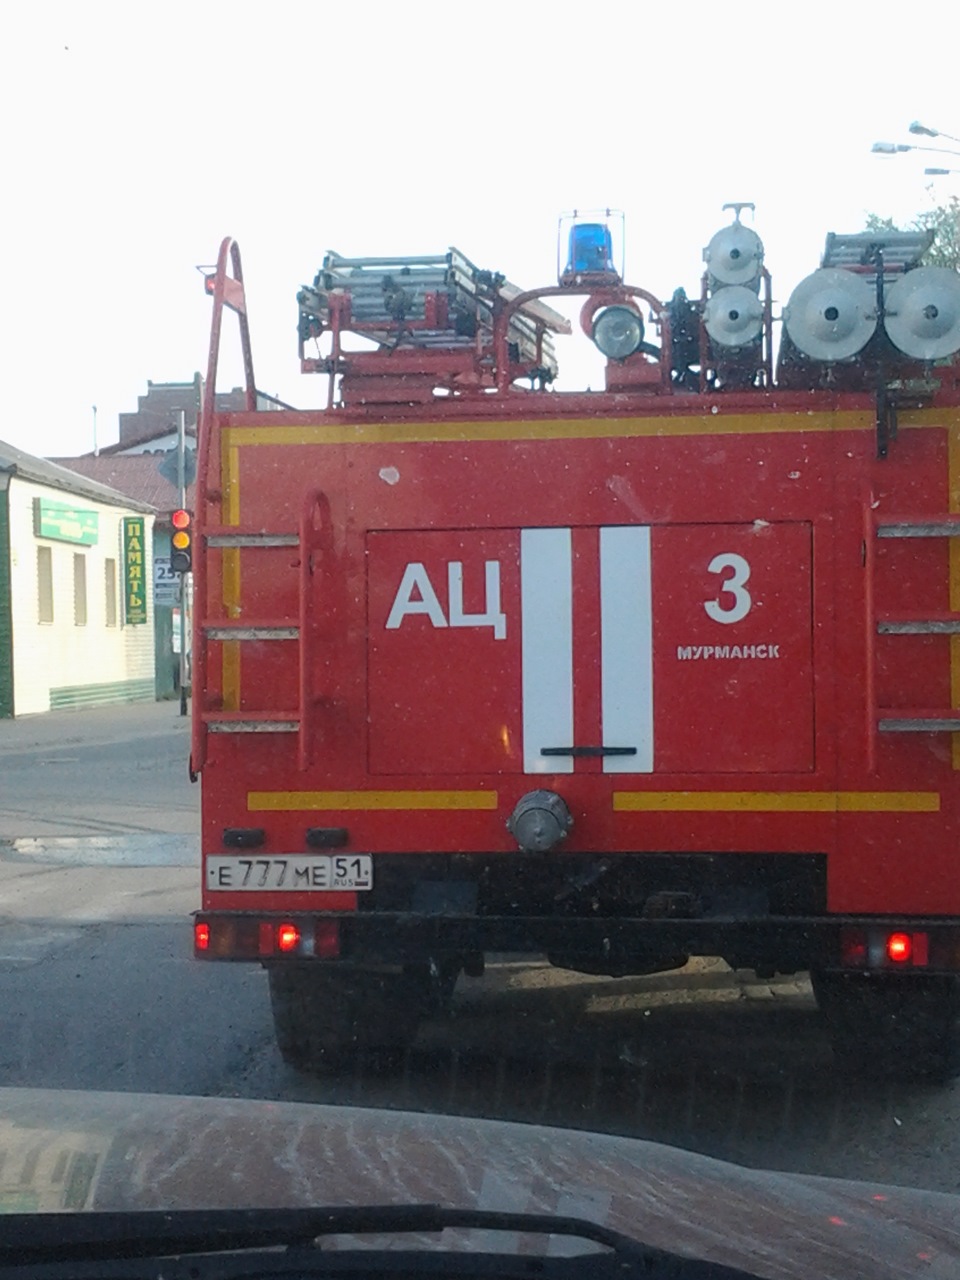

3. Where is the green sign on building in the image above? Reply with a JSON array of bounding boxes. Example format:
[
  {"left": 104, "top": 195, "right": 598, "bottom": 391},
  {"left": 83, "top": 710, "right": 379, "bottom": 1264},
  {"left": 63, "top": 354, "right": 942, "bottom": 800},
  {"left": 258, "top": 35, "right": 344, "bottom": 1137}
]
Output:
[
  {"left": 34, "top": 498, "right": 99, "bottom": 546},
  {"left": 123, "top": 517, "right": 148, "bottom": 625}
]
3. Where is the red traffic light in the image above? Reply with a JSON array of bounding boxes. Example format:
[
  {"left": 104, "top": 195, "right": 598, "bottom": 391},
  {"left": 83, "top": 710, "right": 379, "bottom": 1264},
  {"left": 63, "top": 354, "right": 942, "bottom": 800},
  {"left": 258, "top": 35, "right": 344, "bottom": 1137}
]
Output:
[
  {"left": 171, "top": 509, "right": 193, "bottom": 573},
  {"left": 204, "top": 274, "right": 216, "bottom": 295}
]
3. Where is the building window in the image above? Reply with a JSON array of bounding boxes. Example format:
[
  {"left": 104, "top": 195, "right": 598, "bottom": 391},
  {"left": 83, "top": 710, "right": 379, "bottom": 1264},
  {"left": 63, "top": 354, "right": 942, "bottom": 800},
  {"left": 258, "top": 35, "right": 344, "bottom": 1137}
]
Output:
[
  {"left": 37, "top": 547, "right": 54, "bottom": 624},
  {"left": 73, "top": 554, "right": 87, "bottom": 626},
  {"left": 105, "top": 558, "right": 117, "bottom": 627}
]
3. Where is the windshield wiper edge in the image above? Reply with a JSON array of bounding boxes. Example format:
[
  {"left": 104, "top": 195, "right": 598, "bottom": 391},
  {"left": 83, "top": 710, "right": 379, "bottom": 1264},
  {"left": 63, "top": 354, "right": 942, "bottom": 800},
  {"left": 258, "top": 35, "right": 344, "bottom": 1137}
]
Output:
[{"left": 0, "top": 1205, "right": 763, "bottom": 1279}]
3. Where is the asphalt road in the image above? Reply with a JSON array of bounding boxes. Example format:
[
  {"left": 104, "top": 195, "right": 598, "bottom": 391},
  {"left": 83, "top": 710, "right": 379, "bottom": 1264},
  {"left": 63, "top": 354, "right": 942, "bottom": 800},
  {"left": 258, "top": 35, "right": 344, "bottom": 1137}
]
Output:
[
  {"left": 0, "top": 702, "right": 197, "bottom": 839},
  {"left": 1, "top": 702, "right": 959, "bottom": 1196}
]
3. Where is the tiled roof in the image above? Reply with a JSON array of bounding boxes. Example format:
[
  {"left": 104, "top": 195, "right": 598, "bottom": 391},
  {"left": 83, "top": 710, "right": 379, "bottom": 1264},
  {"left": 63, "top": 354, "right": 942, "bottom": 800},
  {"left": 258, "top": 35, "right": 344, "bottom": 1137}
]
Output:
[
  {"left": 47, "top": 454, "right": 194, "bottom": 518},
  {"left": 1, "top": 439, "right": 155, "bottom": 512}
]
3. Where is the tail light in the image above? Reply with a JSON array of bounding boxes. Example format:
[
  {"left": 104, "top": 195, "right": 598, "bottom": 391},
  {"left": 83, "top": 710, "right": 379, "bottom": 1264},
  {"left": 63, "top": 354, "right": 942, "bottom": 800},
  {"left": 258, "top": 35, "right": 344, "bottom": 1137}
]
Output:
[
  {"left": 840, "top": 927, "right": 867, "bottom": 967},
  {"left": 840, "top": 927, "right": 930, "bottom": 969},
  {"left": 886, "top": 932, "right": 912, "bottom": 964},
  {"left": 277, "top": 923, "right": 301, "bottom": 952},
  {"left": 194, "top": 916, "right": 340, "bottom": 960}
]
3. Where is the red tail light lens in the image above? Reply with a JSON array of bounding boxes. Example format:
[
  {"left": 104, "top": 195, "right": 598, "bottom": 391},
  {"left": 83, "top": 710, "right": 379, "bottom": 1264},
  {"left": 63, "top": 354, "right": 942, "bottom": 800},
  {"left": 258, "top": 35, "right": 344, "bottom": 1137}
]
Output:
[
  {"left": 315, "top": 920, "right": 341, "bottom": 958},
  {"left": 887, "top": 932, "right": 912, "bottom": 963},
  {"left": 195, "top": 922, "right": 211, "bottom": 952},
  {"left": 840, "top": 927, "right": 867, "bottom": 966},
  {"left": 277, "top": 923, "right": 301, "bottom": 953}
]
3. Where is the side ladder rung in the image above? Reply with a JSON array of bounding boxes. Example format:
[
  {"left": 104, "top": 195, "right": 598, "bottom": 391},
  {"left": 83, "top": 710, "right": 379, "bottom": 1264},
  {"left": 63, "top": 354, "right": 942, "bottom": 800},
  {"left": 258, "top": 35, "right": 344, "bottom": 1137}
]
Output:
[
  {"left": 877, "top": 612, "right": 960, "bottom": 635},
  {"left": 205, "top": 531, "right": 299, "bottom": 548},
  {"left": 878, "top": 709, "right": 960, "bottom": 732},
  {"left": 876, "top": 516, "right": 960, "bottom": 538},
  {"left": 204, "top": 622, "right": 298, "bottom": 640},
  {"left": 204, "top": 712, "right": 299, "bottom": 734}
]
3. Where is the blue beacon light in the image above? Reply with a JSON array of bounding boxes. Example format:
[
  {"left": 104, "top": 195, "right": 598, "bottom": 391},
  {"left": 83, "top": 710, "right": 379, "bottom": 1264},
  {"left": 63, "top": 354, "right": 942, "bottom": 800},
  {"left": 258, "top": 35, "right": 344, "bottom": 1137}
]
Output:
[{"left": 565, "top": 222, "right": 616, "bottom": 277}]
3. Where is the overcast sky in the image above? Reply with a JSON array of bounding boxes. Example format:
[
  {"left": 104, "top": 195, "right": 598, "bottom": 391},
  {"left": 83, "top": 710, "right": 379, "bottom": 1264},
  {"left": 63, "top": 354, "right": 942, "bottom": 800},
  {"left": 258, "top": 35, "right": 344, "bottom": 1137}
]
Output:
[{"left": 2, "top": 0, "right": 958, "bottom": 458}]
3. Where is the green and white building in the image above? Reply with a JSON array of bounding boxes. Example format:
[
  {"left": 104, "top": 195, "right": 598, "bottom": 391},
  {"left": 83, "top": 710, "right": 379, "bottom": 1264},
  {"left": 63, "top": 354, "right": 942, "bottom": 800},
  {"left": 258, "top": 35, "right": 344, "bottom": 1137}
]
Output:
[{"left": 0, "top": 440, "right": 156, "bottom": 717}]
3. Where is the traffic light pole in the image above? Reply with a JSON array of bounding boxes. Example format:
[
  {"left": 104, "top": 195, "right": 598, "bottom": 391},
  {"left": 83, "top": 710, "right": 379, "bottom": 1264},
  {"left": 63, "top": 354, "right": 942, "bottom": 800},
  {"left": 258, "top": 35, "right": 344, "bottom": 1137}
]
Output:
[{"left": 177, "top": 409, "right": 188, "bottom": 717}]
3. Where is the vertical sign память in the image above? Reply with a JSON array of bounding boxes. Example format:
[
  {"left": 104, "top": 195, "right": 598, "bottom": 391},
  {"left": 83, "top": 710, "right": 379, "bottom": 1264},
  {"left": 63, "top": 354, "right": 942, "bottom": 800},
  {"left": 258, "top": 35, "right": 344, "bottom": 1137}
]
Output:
[{"left": 123, "top": 517, "right": 148, "bottom": 625}]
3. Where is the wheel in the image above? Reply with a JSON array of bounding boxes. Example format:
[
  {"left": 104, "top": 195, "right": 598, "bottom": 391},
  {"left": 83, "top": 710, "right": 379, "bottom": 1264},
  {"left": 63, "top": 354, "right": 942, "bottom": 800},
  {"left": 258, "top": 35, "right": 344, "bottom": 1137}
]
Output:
[
  {"left": 811, "top": 969, "right": 960, "bottom": 1082},
  {"left": 267, "top": 966, "right": 435, "bottom": 1074},
  {"left": 406, "top": 960, "right": 460, "bottom": 1016}
]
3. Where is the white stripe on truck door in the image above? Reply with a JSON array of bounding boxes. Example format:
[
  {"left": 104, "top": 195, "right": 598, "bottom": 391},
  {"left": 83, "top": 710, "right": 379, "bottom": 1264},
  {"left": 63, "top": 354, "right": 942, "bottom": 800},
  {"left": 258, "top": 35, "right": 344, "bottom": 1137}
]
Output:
[
  {"left": 600, "top": 525, "right": 654, "bottom": 773},
  {"left": 521, "top": 528, "right": 574, "bottom": 773}
]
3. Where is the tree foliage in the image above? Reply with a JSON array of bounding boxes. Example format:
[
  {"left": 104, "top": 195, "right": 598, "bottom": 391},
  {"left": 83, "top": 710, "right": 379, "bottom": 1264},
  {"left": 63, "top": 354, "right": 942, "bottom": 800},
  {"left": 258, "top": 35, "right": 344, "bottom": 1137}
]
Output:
[{"left": 865, "top": 196, "right": 960, "bottom": 270}]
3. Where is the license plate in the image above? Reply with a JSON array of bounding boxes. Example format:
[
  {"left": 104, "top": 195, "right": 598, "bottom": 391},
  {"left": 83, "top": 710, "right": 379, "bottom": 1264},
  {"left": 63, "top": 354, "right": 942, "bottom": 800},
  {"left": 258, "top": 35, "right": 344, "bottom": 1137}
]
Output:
[{"left": 206, "top": 855, "right": 373, "bottom": 892}]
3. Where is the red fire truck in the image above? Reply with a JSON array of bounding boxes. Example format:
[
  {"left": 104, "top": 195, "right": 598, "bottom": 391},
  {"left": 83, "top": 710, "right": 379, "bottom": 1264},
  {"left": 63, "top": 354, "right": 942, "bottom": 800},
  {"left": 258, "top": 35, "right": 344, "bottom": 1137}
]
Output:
[{"left": 192, "top": 211, "right": 960, "bottom": 1079}]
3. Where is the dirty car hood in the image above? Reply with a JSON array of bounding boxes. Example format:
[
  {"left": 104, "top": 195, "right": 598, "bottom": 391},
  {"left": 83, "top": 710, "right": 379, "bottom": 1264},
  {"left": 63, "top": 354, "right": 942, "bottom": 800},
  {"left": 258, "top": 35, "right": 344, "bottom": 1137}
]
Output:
[{"left": 0, "top": 1088, "right": 956, "bottom": 1280}]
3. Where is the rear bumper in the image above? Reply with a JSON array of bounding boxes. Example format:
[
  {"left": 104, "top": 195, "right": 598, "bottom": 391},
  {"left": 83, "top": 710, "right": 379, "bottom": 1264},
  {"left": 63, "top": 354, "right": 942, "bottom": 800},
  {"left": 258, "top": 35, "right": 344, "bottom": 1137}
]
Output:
[{"left": 193, "top": 910, "right": 960, "bottom": 975}]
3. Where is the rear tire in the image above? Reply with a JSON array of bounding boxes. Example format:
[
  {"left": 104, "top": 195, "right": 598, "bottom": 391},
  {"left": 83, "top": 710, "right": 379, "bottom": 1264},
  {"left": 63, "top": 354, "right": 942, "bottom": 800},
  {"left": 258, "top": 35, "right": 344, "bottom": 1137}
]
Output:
[
  {"left": 268, "top": 964, "right": 455, "bottom": 1075},
  {"left": 811, "top": 970, "right": 960, "bottom": 1082}
]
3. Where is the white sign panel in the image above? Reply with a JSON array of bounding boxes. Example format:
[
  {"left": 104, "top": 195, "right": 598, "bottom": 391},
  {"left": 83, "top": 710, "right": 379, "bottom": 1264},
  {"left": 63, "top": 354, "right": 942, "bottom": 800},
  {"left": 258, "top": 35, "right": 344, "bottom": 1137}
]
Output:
[{"left": 154, "top": 556, "right": 180, "bottom": 606}]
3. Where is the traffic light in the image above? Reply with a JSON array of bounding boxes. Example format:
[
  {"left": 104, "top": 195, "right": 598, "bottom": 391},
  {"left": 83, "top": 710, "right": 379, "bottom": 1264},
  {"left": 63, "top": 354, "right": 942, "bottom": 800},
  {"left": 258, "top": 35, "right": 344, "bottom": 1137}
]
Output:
[{"left": 171, "top": 509, "right": 193, "bottom": 573}]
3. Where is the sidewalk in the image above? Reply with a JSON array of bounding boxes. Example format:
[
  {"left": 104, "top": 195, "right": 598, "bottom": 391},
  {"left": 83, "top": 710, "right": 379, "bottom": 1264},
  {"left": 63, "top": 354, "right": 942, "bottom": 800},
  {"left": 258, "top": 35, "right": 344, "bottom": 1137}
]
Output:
[{"left": 0, "top": 700, "right": 191, "bottom": 757}]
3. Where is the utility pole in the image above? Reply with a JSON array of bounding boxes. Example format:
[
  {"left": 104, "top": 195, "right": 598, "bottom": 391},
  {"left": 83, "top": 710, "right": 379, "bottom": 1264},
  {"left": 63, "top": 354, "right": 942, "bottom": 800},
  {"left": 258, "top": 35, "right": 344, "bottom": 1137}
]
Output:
[{"left": 177, "top": 409, "right": 188, "bottom": 717}]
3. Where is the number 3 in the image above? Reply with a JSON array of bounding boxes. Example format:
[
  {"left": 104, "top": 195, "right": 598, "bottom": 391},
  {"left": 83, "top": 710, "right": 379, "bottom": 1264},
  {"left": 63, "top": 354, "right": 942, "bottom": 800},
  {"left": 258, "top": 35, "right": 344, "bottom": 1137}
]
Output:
[{"left": 704, "top": 553, "right": 751, "bottom": 624}]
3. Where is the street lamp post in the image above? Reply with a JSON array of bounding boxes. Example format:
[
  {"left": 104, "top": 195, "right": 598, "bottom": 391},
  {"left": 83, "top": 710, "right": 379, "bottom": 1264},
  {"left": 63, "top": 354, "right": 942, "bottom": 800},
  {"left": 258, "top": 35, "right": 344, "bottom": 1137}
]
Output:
[
  {"left": 910, "top": 121, "right": 960, "bottom": 146},
  {"left": 872, "top": 121, "right": 960, "bottom": 164},
  {"left": 872, "top": 141, "right": 960, "bottom": 158}
]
